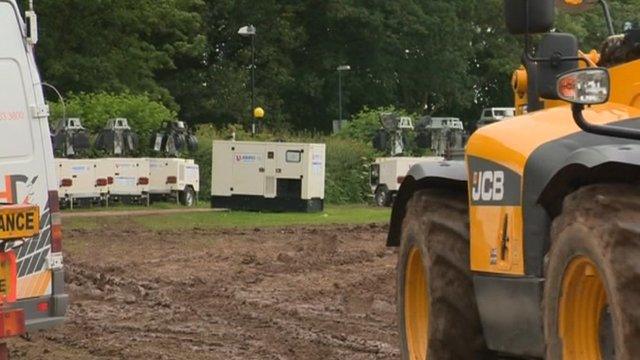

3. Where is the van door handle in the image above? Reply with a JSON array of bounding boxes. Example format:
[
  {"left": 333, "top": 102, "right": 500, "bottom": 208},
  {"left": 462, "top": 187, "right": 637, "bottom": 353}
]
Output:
[{"left": 259, "top": 168, "right": 265, "bottom": 173}]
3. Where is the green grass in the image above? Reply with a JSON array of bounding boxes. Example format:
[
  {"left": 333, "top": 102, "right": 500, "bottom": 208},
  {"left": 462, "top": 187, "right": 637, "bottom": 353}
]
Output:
[
  {"left": 62, "top": 200, "right": 209, "bottom": 213},
  {"left": 64, "top": 205, "right": 391, "bottom": 231}
]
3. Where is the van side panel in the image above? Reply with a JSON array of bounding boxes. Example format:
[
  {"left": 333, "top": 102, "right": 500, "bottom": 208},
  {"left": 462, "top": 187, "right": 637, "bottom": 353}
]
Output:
[{"left": 0, "top": 1, "right": 67, "bottom": 329}]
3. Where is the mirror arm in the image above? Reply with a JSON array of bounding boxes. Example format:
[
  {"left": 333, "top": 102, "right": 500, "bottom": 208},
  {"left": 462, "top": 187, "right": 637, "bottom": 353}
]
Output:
[
  {"left": 598, "top": 0, "right": 615, "bottom": 36},
  {"left": 572, "top": 104, "right": 640, "bottom": 140}
]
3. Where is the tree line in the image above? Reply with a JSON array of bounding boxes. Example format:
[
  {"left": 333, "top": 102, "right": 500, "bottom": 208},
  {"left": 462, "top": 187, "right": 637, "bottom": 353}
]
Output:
[{"left": 28, "top": 0, "right": 640, "bottom": 132}]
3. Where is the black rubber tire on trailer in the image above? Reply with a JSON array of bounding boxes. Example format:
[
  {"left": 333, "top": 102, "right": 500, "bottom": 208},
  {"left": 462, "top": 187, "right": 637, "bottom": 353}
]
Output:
[
  {"left": 544, "top": 184, "right": 640, "bottom": 360},
  {"left": 180, "top": 186, "right": 196, "bottom": 207},
  {"left": 374, "top": 186, "right": 390, "bottom": 207},
  {"left": 397, "top": 188, "right": 487, "bottom": 359}
]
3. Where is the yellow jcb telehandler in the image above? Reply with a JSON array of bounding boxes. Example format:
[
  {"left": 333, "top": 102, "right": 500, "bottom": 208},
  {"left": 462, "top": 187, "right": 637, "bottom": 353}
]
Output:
[{"left": 388, "top": 0, "right": 640, "bottom": 358}]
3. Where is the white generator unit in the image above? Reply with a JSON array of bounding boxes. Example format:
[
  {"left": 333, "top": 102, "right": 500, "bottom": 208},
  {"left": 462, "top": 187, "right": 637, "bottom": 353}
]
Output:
[
  {"left": 211, "top": 140, "right": 325, "bottom": 212},
  {"left": 370, "top": 156, "right": 444, "bottom": 206},
  {"left": 55, "top": 158, "right": 108, "bottom": 208},
  {"left": 97, "top": 158, "right": 150, "bottom": 205},
  {"left": 148, "top": 158, "right": 200, "bottom": 206}
]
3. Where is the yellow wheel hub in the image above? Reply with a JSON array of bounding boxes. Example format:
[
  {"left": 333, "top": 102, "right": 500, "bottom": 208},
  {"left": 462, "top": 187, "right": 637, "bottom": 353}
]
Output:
[
  {"left": 558, "top": 256, "right": 609, "bottom": 360},
  {"left": 404, "top": 246, "right": 429, "bottom": 360}
]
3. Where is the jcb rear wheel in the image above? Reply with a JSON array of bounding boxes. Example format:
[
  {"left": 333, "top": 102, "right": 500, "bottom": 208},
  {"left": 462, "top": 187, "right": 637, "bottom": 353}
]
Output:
[
  {"left": 397, "top": 189, "right": 486, "bottom": 359},
  {"left": 545, "top": 184, "right": 640, "bottom": 360}
]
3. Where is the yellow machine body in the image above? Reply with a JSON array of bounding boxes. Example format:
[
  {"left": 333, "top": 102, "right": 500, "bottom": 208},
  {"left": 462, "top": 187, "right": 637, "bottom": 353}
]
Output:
[{"left": 468, "top": 59, "right": 640, "bottom": 275}]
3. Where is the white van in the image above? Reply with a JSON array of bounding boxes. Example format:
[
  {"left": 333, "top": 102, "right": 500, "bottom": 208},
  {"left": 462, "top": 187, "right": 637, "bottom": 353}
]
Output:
[
  {"left": 477, "top": 107, "right": 516, "bottom": 128},
  {"left": 0, "top": 0, "right": 68, "bottom": 335}
]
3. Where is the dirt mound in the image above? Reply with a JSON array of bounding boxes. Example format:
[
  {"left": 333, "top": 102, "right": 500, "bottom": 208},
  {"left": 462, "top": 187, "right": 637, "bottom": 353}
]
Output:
[{"left": 9, "top": 223, "right": 398, "bottom": 359}]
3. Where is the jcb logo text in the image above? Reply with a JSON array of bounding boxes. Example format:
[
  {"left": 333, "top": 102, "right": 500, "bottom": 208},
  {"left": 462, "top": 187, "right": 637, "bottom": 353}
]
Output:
[{"left": 472, "top": 171, "right": 504, "bottom": 202}]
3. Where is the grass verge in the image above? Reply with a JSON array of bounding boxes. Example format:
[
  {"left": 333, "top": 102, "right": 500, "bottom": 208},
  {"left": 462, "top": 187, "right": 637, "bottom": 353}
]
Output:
[
  {"left": 63, "top": 205, "right": 391, "bottom": 231},
  {"left": 62, "top": 200, "right": 209, "bottom": 213}
]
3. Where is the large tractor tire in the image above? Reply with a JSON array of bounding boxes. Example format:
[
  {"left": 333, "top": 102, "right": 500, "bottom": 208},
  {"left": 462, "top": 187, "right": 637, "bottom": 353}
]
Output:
[
  {"left": 544, "top": 184, "right": 640, "bottom": 360},
  {"left": 397, "top": 189, "right": 487, "bottom": 359}
]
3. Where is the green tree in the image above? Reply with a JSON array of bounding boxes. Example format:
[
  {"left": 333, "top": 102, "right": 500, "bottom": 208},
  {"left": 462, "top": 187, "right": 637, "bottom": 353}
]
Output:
[
  {"left": 49, "top": 92, "right": 176, "bottom": 150},
  {"left": 31, "top": 0, "right": 640, "bottom": 133},
  {"left": 33, "top": 0, "right": 205, "bottom": 111}
]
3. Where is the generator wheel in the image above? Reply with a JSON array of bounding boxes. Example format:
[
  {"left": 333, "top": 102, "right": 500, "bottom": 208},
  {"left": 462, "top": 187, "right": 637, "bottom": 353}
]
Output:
[
  {"left": 375, "top": 186, "right": 390, "bottom": 207},
  {"left": 545, "top": 184, "right": 640, "bottom": 360},
  {"left": 180, "top": 186, "right": 196, "bottom": 207},
  {"left": 397, "top": 189, "right": 486, "bottom": 359}
]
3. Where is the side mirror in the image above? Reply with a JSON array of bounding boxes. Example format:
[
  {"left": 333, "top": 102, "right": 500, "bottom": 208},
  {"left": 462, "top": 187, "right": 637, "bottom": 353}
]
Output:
[
  {"left": 536, "top": 33, "right": 579, "bottom": 99},
  {"left": 504, "top": 0, "right": 555, "bottom": 35},
  {"left": 557, "top": 68, "right": 610, "bottom": 105}
]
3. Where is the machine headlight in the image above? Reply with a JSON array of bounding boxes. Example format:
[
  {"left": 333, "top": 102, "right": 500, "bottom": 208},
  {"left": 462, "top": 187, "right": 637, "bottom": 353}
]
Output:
[{"left": 557, "top": 68, "right": 610, "bottom": 105}]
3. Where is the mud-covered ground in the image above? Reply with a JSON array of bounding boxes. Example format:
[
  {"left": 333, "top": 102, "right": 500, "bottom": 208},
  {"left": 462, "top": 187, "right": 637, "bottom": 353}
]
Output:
[{"left": 9, "top": 220, "right": 399, "bottom": 359}]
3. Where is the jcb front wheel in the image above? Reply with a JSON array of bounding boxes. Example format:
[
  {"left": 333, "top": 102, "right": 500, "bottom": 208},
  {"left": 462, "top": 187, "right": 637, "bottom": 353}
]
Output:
[
  {"left": 397, "top": 189, "right": 486, "bottom": 359},
  {"left": 545, "top": 184, "right": 640, "bottom": 360}
]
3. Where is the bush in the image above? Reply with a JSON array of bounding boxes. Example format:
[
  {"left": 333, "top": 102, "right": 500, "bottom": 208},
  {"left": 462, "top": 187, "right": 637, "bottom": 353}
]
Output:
[
  {"left": 337, "top": 106, "right": 410, "bottom": 144},
  {"left": 49, "top": 92, "right": 176, "bottom": 153},
  {"left": 193, "top": 139, "right": 212, "bottom": 201},
  {"left": 337, "top": 105, "right": 429, "bottom": 157},
  {"left": 324, "top": 137, "right": 375, "bottom": 204}
]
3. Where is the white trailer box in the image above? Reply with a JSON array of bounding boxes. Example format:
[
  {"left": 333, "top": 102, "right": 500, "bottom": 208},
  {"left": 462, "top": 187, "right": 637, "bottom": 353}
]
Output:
[
  {"left": 98, "top": 158, "right": 150, "bottom": 205},
  {"left": 211, "top": 140, "right": 325, "bottom": 212},
  {"left": 370, "top": 156, "right": 444, "bottom": 206},
  {"left": 148, "top": 158, "right": 200, "bottom": 206},
  {"left": 55, "top": 158, "right": 108, "bottom": 208}
]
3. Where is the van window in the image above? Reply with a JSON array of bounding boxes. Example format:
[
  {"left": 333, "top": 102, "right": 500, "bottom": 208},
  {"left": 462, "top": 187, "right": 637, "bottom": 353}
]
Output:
[
  {"left": 0, "top": 61, "right": 33, "bottom": 158},
  {"left": 483, "top": 110, "right": 492, "bottom": 117}
]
